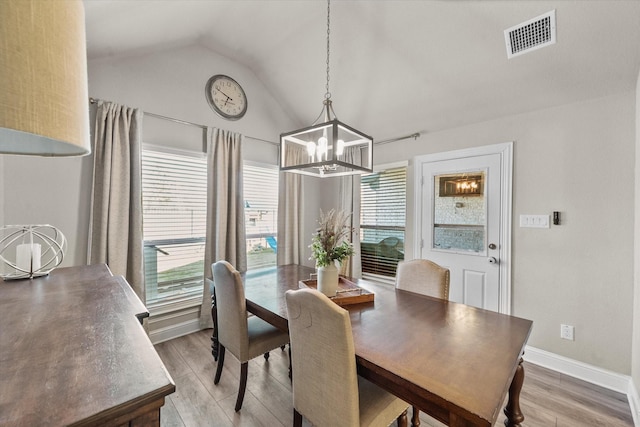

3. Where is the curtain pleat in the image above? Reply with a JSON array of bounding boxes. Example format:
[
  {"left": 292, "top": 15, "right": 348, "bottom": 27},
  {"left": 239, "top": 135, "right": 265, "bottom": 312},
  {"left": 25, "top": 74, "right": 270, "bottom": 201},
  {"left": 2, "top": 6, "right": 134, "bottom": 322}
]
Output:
[
  {"left": 200, "top": 127, "right": 246, "bottom": 328},
  {"left": 277, "top": 145, "right": 305, "bottom": 265},
  {"left": 88, "top": 100, "right": 145, "bottom": 300}
]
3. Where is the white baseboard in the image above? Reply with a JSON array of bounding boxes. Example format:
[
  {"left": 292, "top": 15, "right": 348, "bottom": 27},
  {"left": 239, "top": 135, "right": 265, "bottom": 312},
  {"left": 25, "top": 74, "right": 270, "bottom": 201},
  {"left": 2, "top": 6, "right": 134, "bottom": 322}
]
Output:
[
  {"left": 524, "top": 346, "right": 630, "bottom": 393},
  {"left": 525, "top": 346, "right": 639, "bottom": 427},
  {"left": 148, "top": 318, "right": 202, "bottom": 345},
  {"left": 629, "top": 378, "right": 640, "bottom": 427}
]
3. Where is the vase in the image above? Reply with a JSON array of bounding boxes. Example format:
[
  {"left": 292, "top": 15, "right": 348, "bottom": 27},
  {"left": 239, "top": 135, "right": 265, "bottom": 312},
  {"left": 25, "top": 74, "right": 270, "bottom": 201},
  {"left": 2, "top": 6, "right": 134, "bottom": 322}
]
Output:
[{"left": 317, "top": 263, "right": 339, "bottom": 296}]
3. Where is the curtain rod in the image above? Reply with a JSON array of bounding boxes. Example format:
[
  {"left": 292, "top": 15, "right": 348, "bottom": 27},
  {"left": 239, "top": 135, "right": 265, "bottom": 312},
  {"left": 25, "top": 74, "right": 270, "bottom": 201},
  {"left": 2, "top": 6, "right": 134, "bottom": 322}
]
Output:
[
  {"left": 89, "top": 97, "right": 421, "bottom": 147},
  {"left": 89, "top": 97, "right": 278, "bottom": 146},
  {"left": 376, "top": 132, "right": 421, "bottom": 145}
]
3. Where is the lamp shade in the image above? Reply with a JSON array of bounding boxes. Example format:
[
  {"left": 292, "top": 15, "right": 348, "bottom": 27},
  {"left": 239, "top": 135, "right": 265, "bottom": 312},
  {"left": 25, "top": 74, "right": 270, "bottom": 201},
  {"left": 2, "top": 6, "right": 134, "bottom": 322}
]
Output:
[{"left": 0, "top": 0, "right": 91, "bottom": 156}]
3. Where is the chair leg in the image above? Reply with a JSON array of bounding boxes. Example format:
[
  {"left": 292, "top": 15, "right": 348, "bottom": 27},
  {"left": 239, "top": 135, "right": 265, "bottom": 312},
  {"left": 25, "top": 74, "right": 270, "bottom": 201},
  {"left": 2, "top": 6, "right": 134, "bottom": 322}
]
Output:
[
  {"left": 264, "top": 352, "right": 270, "bottom": 361},
  {"left": 293, "top": 409, "right": 303, "bottom": 427},
  {"left": 235, "top": 362, "right": 248, "bottom": 412},
  {"left": 211, "top": 289, "right": 218, "bottom": 361},
  {"left": 288, "top": 345, "right": 292, "bottom": 380},
  {"left": 214, "top": 345, "right": 226, "bottom": 385},
  {"left": 397, "top": 408, "right": 408, "bottom": 427},
  {"left": 411, "top": 406, "right": 420, "bottom": 427}
]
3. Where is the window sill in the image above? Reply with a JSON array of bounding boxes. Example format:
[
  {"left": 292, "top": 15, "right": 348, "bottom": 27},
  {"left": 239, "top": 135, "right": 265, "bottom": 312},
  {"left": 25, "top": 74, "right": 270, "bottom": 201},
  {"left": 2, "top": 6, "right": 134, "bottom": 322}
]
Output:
[{"left": 147, "top": 294, "right": 203, "bottom": 317}]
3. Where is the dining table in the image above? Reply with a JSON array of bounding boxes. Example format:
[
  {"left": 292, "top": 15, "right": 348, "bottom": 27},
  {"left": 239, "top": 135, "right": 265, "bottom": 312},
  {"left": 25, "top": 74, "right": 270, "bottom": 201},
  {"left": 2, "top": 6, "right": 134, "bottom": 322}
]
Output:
[{"left": 211, "top": 264, "right": 532, "bottom": 427}]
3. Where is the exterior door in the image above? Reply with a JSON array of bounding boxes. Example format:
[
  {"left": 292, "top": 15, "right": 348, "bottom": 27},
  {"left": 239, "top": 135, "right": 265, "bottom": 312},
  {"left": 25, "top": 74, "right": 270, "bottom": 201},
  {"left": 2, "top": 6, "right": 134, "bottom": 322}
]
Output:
[{"left": 415, "top": 143, "right": 512, "bottom": 313}]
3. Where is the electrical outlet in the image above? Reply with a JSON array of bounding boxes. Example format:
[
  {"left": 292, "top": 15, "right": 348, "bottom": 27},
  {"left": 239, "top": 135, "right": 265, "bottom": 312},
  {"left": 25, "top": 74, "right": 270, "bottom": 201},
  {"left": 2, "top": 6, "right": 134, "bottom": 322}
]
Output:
[{"left": 560, "top": 324, "right": 575, "bottom": 341}]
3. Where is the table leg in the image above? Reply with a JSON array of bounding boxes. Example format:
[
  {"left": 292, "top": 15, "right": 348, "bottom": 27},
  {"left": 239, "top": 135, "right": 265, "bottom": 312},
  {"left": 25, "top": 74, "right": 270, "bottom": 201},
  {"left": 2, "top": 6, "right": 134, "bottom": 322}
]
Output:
[
  {"left": 503, "top": 357, "right": 525, "bottom": 427},
  {"left": 211, "top": 289, "right": 218, "bottom": 361},
  {"left": 411, "top": 406, "right": 420, "bottom": 427}
]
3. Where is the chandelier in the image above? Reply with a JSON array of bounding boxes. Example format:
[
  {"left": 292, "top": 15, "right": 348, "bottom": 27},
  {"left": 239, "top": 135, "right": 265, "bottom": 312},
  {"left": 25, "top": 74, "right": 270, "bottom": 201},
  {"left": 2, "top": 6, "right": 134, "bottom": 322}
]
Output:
[{"left": 279, "top": 0, "right": 373, "bottom": 178}]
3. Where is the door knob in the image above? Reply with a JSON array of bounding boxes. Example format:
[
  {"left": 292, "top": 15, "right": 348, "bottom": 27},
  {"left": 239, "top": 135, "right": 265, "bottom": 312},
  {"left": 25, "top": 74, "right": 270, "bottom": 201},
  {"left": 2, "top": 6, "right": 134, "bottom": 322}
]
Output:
[
  {"left": 488, "top": 243, "right": 497, "bottom": 250},
  {"left": 488, "top": 256, "right": 498, "bottom": 264}
]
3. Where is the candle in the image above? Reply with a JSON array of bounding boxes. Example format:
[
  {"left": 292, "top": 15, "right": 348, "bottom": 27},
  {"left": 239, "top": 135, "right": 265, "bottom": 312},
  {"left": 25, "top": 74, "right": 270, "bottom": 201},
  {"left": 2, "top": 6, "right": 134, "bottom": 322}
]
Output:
[{"left": 16, "top": 243, "right": 42, "bottom": 273}]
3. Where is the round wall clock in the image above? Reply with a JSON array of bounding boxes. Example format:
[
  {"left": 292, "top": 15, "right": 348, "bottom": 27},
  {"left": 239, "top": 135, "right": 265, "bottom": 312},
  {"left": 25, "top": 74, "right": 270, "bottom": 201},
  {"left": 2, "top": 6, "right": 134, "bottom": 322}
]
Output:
[{"left": 205, "top": 74, "right": 248, "bottom": 120}]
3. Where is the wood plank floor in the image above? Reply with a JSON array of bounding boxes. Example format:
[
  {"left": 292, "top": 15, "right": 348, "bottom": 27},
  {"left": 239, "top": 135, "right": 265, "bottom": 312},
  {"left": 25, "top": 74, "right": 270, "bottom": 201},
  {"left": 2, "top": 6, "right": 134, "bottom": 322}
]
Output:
[{"left": 154, "top": 330, "right": 634, "bottom": 427}]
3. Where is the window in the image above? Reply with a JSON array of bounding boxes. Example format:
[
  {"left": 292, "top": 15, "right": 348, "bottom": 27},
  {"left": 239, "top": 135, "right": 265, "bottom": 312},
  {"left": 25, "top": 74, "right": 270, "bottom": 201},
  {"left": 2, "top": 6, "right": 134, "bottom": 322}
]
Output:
[
  {"left": 360, "top": 166, "right": 407, "bottom": 279},
  {"left": 243, "top": 163, "right": 278, "bottom": 270},
  {"left": 141, "top": 147, "right": 207, "bottom": 307}
]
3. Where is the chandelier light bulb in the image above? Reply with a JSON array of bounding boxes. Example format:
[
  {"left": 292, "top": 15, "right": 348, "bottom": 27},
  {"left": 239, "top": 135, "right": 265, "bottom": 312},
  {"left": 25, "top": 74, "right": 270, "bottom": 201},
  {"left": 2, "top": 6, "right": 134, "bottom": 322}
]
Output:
[
  {"left": 337, "top": 139, "right": 345, "bottom": 156},
  {"left": 318, "top": 136, "right": 328, "bottom": 160},
  {"left": 307, "top": 141, "right": 316, "bottom": 157}
]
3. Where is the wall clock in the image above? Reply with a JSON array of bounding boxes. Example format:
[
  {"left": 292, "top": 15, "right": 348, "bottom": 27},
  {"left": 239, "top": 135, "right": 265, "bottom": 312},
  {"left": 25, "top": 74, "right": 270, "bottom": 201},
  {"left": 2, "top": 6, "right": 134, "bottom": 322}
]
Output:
[{"left": 205, "top": 74, "right": 248, "bottom": 120}]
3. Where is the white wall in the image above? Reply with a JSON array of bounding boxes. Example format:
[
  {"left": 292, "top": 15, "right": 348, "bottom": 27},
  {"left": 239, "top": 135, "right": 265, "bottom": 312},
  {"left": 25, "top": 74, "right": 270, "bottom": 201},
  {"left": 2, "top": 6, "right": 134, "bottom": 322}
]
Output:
[
  {"left": 2, "top": 154, "right": 92, "bottom": 267},
  {"left": 374, "top": 91, "right": 635, "bottom": 374},
  {"left": 632, "top": 68, "right": 640, "bottom": 413}
]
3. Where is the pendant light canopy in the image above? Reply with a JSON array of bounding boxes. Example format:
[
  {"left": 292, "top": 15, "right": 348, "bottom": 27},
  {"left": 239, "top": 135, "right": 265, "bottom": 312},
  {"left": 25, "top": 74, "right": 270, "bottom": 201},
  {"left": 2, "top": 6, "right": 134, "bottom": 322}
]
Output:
[
  {"left": 280, "top": 0, "right": 373, "bottom": 178},
  {"left": 0, "top": 0, "right": 91, "bottom": 156}
]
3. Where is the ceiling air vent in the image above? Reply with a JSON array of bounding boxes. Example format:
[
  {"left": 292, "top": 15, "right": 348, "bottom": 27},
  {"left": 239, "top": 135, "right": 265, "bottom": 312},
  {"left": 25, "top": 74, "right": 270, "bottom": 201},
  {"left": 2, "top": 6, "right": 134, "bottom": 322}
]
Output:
[{"left": 504, "top": 10, "right": 556, "bottom": 58}]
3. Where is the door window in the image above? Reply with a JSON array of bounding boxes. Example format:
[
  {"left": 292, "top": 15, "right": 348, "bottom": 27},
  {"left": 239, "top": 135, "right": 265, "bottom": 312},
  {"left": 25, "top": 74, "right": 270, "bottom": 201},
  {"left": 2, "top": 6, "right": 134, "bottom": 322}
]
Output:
[{"left": 433, "top": 171, "right": 486, "bottom": 254}]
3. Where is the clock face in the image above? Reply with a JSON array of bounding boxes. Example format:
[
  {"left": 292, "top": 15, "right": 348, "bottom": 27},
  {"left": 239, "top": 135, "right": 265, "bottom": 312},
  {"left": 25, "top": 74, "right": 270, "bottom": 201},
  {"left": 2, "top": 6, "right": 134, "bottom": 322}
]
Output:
[{"left": 205, "top": 75, "right": 248, "bottom": 120}]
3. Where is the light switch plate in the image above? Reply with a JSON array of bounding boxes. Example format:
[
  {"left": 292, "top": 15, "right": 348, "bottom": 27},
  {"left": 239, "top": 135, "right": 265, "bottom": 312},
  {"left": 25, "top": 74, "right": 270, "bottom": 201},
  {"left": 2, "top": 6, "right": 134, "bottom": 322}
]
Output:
[{"left": 519, "top": 214, "right": 550, "bottom": 228}]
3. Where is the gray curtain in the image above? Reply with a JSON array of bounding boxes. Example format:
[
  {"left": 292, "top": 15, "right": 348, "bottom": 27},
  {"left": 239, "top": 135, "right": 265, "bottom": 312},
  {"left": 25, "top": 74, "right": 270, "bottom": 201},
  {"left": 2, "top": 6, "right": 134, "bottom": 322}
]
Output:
[
  {"left": 88, "top": 100, "right": 145, "bottom": 300},
  {"left": 200, "top": 127, "right": 246, "bottom": 328},
  {"left": 277, "top": 145, "right": 305, "bottom": 265},
  {"left": 339, "top": 146, "right": 362, "bottom": 278}
]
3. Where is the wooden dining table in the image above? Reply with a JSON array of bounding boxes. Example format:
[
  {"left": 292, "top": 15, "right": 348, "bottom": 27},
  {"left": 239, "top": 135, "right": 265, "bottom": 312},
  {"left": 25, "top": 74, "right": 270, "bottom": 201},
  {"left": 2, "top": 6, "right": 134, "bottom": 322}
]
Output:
[{"left": 212, "top": 264, "right": 532, "bottom": 427}]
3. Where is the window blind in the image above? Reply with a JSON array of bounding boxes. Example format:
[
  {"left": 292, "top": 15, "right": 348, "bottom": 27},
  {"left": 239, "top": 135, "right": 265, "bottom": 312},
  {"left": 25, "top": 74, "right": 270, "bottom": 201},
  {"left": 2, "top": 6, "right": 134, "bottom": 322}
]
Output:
[
  {"left": 360, "top": 167, "right": 406, "bottom": 278},
  {"left": 141, "top": 148, "right": 207, "bottom": 305},
  {"left": 243, "top": 163, "right": 278, "bottom": 270}
]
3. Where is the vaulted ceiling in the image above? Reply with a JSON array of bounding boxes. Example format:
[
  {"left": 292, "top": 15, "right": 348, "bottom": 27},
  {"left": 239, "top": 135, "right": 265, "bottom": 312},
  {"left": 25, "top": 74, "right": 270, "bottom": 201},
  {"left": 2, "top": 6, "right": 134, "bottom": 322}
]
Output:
[{"left": 84, "top": 0, "right": 640, "bottom": 141}]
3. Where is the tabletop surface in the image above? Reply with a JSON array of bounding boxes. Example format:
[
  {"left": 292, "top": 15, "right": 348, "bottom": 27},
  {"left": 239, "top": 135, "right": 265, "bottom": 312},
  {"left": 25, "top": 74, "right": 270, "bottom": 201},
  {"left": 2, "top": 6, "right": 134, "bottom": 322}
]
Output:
[
  {"left": 242, "top": 264, "right": 532, "bottom": 426},
  {"left": 0, "top": 264, "right": 175, "bottom": 426}
]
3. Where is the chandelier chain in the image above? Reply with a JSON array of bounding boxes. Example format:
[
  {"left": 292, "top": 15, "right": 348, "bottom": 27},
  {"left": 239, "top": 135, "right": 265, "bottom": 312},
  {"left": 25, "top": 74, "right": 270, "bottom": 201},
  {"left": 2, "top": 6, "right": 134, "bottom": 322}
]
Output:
[{"left": 325, "top": 0, "right": 331, "bottom": 100}]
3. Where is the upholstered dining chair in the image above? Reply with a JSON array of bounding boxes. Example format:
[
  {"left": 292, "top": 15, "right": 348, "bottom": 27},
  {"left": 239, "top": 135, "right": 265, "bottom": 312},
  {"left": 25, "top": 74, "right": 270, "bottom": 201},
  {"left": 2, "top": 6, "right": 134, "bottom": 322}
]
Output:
[
  {"left": 212, "top": 260, "right": 290, "bottom": 412},
  {"left": 395, "top": 258, "right": 450, "bottom": 299},
  {"left": 395, "top": 258, "right": 450, "bottom": 426},
  {"left": 285, "top": 288, "right": 409, "bottom": 427}
]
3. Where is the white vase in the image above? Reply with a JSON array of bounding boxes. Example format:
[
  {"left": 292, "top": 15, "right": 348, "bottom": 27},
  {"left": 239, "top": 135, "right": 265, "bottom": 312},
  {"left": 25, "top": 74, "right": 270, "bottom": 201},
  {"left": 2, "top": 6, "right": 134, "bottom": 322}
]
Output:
[{"left": 317, "top": 263, "right": 339, "bottom": 296}]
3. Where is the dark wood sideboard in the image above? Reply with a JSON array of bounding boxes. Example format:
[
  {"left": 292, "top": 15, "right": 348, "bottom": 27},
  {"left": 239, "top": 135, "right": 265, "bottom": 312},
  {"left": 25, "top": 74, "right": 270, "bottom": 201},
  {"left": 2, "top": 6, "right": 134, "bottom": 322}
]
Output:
[{"left": 0, "top": 264, "right": 175, "bottom": 426}]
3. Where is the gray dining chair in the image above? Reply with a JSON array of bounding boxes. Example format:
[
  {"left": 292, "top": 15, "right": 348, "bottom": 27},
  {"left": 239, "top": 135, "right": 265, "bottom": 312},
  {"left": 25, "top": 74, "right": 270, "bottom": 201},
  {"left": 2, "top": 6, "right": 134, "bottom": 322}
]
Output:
[
  {"left": 395, "top": 258, "right": 450, "bottom": 426},
  {"left": 285, "top": 287, "right": 409, "bottom": 427},
  {"left": 212, "top": 260, "right": 290, "bottom": 412},
  {"left": 395, "top": 258, "right": 450, "bottom": 299}
]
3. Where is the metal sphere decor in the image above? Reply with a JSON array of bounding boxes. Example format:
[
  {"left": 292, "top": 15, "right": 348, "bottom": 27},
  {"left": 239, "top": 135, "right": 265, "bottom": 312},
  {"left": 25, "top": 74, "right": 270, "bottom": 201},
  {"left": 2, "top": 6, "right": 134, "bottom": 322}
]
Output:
[{"left": 0, "top": 225, "right": 66, "bottom": 280}]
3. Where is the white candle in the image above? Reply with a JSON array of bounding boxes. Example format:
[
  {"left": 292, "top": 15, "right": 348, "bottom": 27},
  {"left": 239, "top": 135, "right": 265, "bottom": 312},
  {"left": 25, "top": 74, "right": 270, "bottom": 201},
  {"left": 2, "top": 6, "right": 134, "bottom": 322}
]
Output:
[{"left": 16, "top": 243, "right": 42, "bottom": 272}]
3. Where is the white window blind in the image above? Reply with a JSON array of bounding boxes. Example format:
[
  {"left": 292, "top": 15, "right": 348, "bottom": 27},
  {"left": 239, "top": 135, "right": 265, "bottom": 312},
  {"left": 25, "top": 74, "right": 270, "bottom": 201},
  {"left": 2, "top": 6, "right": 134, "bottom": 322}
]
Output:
[
  {"left": 141, "top": 147, "right": 207, "bottom": 306},
  {"left": 243, "top": 163, "right": 278, "bottom": 270},
  {"left": 360, "top": 167, "right": 406, "bottom": 278}
]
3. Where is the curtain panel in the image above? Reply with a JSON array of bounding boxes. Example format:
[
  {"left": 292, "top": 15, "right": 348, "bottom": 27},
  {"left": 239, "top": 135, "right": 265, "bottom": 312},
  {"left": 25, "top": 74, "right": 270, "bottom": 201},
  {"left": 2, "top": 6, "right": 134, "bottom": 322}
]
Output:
[
  {"left": 277, "top": 145, "right": 305, "bottom": 265},
  {"left": 88, "top": 100, "right": 145, "bottom": 299},
  {"left": 200, "top": 127, "right": 246, "bottom": 328}
]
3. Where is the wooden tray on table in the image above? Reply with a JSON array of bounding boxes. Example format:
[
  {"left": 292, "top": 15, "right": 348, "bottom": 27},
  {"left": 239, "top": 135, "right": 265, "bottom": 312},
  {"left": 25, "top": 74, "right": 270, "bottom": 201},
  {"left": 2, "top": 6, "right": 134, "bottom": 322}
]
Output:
[{"left": 299, "top": 276, "right": 374, "bottom": 306}]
